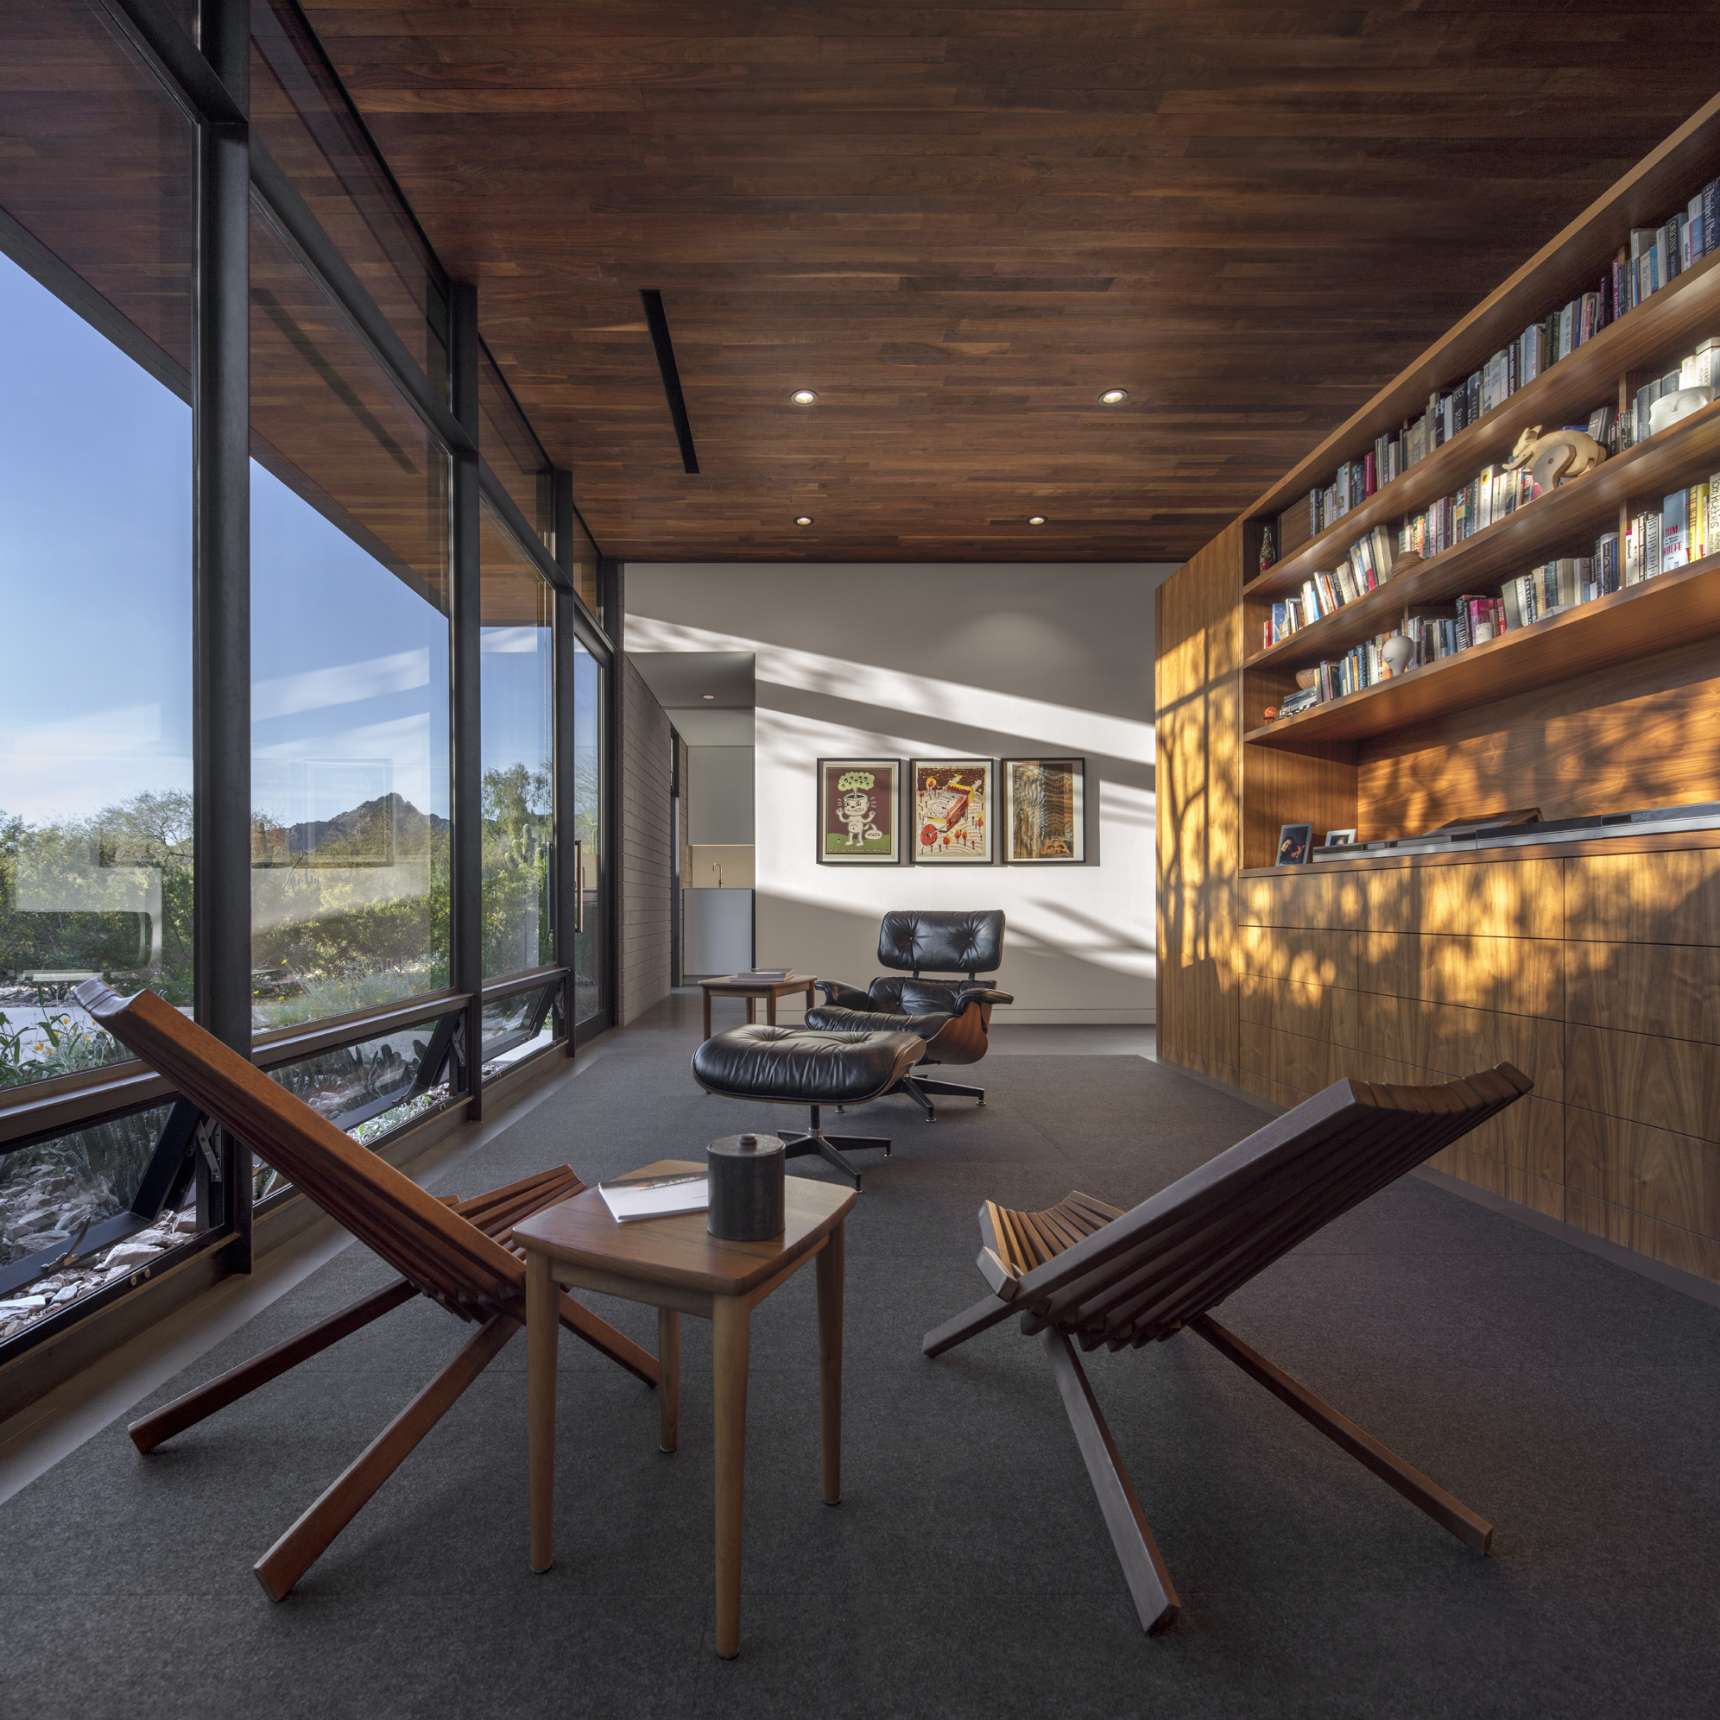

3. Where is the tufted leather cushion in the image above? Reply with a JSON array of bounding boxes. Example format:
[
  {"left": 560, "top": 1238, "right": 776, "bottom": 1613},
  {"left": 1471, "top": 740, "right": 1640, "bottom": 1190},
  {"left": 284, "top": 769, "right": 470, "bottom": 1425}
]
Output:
[
  {"left": 805, "top": 1005, "right": 953, "bottom": 1040},
  {"left": 692, "top": 1025, "right": 925, "bottom": 1105},
  {"left": 877, "top": 909, "right": 1004, "bottom": 975}
]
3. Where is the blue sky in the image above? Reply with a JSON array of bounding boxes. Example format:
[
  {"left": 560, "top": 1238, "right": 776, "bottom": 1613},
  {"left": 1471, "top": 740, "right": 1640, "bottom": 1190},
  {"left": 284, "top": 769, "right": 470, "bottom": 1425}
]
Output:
[{"left": 2, "top": 249, "right": 558, "bottom": 830}]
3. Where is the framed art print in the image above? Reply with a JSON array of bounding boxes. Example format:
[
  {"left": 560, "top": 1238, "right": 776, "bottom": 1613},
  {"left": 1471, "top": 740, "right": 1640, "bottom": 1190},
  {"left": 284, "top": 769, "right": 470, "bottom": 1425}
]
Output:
[
  {"left": 1002, "top": 757, "right": 1085, "bottom": 863},
  {"left": 909, "top": 758, "right": 995, "bottom": 863},
  {"left": 817, "top": 757, "right": 901, "bottom": 863}
]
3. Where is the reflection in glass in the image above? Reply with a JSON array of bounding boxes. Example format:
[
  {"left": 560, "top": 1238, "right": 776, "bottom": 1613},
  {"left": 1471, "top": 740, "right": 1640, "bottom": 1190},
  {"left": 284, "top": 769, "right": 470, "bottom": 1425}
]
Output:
[
  {"left": 567, "top": 508, "right": 602, "bottom": 623},
  {"left": 249, "top": 204, "right": 452, "bottom": 1033},
  {"left": 0, "top": 1106, "right": 202, "bottom": 1347},
  {"left": 0, "top": 3, "right": 194, "bottom": 1090},
  {"left": 249, "top": 0, "right": 449, "bottom": 395},
  {"left": 572, "top": 640, "right": 606, "bottom": 1029},
  {"left": 480, "top": 506, "right": 555, "bottom": 977},
  {"left": 480, "top": 983, "right": 558, "bottom": 1075},
  {"left": 479, "top": 344, "right": 554, "bottom": 547}
]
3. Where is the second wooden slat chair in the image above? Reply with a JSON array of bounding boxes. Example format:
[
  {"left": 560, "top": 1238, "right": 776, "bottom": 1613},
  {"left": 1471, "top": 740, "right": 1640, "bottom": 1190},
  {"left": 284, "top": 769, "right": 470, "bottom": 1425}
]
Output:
[{"left": 923, "top": 1064, "right": 1533, "bottom": 1634}]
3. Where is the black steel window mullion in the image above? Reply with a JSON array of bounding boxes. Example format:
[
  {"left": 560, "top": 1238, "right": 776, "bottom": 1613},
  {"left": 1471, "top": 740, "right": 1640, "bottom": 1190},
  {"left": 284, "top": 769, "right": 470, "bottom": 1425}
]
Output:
[
  {"left": 552, "top": 472, "right": 579, "bottom": 1055},
  {"left": 449, "top": 282, "right": 485, "bottom": 1119},
  {"left": 191, "top": 0, "right": 252, "bottom": 1257},
  {"left": 598, "top": 556, "right": 624, "bottom": 1035},
  {"left": 479, "top": 463, "right": 567, "bottom": 594}
]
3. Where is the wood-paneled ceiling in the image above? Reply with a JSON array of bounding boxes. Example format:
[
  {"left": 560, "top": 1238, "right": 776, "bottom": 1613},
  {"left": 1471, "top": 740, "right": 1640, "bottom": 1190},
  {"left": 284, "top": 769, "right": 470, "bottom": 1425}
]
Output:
[{"left": 304, "top": 2, "right": 1720, "bottom": 563}]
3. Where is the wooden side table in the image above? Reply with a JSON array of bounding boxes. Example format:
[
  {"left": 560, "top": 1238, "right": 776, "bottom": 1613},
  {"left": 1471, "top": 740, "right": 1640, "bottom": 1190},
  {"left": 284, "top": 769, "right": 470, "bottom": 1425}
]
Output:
[
  {"left": 699, "top": 971, "right": 819, "bottom": 1037},
  {"left": 512, "top": 1161, "right": 856, "bottom": 1660}
]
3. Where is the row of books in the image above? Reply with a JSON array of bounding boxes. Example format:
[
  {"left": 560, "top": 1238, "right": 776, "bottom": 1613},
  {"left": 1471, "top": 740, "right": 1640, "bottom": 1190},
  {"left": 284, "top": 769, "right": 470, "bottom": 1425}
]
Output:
[
  {"left": 1290, "top": 171, "right": 1720, "bottom": 543},
  {"left": 1629, "top": 339, "right": 1719, "bottom": 445},
  {"left": 1264, "top": 406, "right": 1617, "bottom": 648},
  {"left": 1275, "top": 477, "right": 1720, "bottom": 713},
  {"left": 1627, "top": 476, "right": 1720, "bottom": 580},
  {"left": 1625, "top": 181, "right": 1720, "bottom": 311}
]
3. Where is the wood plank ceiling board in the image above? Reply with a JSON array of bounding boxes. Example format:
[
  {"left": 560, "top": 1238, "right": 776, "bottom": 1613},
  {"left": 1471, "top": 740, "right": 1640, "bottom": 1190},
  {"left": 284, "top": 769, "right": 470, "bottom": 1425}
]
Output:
[{"left": 301, "top": 0, "right": 1720, "bottom": 562}]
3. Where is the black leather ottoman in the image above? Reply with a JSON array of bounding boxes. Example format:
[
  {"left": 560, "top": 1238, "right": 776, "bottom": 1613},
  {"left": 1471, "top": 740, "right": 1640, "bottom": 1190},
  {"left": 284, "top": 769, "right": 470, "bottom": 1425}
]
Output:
[{"left": 691, "top": 1025, "right": 927, "bottom": 1187}]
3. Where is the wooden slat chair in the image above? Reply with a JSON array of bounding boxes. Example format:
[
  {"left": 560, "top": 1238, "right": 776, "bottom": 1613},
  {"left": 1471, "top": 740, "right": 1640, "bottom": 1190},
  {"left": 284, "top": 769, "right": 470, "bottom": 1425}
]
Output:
[
  {"left": 922, "top": 1064, "right": 1533, "bottom": 1634},
  {"left": 75, "top": 982, "right": 658, "bottom": 1601}
]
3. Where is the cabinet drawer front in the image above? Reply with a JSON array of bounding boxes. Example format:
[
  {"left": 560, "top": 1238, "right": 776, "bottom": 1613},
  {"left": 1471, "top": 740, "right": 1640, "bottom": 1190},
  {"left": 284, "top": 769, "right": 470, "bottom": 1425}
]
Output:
[
  {"left": 1236, "top": 925, "right": 1356, "bottom": 989},
  {"left": 1565, "top": 850, "right": 1720, "bottom": 946},
  {"left": 1362, "top": 860, "right": 1563, "bottom": 938},
  {"left": 1238, "top": 869, "right": 1358, "bottom": 929},
  {"left": 1239, "top": 973, "right": 1357, "bottom": 1044},
  {"left": 1565, "top": 1190, "right": 1720, "bottom": 1282},
  {"left": 1566, "top": 1108, "right": 1720, "bottom": 1241},
  {"left": 1241, "top": 1021, "right": 1339, "bottom": 1103},
  {"left": 1339, "top": 995, "right": 1563, "bottom": 1100},
  {"left": 1566, "top": 1024, "right": 1720, "bottom": 1143},
  {"left": 1565, "top": 941, "right": 1720, "bottom": 1044},
  {"left": 1355, "top": 932, "right": 1563, "bottom": 1018}
]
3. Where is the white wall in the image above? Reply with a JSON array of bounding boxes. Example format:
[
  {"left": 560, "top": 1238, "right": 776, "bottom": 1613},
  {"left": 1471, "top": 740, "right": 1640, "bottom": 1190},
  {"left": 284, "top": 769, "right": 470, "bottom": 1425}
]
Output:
[{"left": 626, "top": 563, "right": 1172, "bottom": 1024}]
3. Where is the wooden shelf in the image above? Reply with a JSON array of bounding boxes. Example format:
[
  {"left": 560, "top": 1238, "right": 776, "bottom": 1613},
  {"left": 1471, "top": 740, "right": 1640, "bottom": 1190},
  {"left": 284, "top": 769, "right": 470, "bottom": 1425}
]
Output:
[
  {"left": 1245, "top": 249, "right": 1720, "bottom": 602},
  {"left": 1244, "top": 397, "right": 1720, "bottom": 672},
  {"left": 1245, "top": 551, "right": 1720, "bottom": 750}
]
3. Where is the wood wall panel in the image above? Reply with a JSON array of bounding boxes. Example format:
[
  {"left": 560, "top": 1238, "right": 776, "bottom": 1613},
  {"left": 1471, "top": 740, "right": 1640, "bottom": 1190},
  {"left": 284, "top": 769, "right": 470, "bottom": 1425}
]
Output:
[
  {"left": 1565, "top": 941, "right": 1720, "bottom": 1045},
  {"left": 1155, "top": 525, "right": 1242, "bottom": 1083},
  {"left": 1566, "top": 1109, "right": 1720, "bottom": 1244},
  {"left": 1342, "top": 995, "right": 1564, "bottom": 1102},
  {"left": 1236, "top": 926, "right": 1357, "bottom": 991},
  {"left": 1354, "top": 932, "right": 1564, "bottom": 1018},
  {"left": 1238, "top": 974, "right": 1357, "bottom": 1048},
  {"left": 1563, "top": 849, "right": 1720, "bottom": 946},
  {"left": 1356, "top": 640, "right": 1720, "bottom": 838},
  {"left": 1565, "top": 1190, "right": 1720, "bottom": 1282},
  {"left": 1565, "top": 1025, "right": 1720, "bottom": 1145}
]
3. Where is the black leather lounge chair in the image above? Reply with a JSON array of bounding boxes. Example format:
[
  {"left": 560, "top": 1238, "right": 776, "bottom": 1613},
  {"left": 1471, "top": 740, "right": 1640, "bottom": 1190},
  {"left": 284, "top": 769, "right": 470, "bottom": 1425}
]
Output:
[{"left": 805, "top": 909, "right": 1013, "bottom": 1120}]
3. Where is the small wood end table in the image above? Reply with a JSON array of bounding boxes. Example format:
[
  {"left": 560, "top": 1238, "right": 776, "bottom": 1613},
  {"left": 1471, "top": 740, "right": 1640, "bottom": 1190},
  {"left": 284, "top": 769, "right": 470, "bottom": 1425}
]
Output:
[
  {"left": 513, "top": 1161, "right": 856, "bottom": 1660},
  {"left": 699, "top": 971, "right": 819, "bottom": 1037}
]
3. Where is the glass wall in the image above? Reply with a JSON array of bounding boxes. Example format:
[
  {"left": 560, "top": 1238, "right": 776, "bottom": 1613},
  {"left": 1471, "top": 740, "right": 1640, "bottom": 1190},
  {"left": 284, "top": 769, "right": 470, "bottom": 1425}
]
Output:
[
  {"left": 479, "top": 344, "right": 553, "bottom": 549},
  {"left": 0, "top": 2, "right": 195, "bottom": 1091},
  {"left": 249, "top": 203, "right": 453, "bottom": 1032},
  {"left": 0, "top": 0, "right": 614, "bottom": 1364},
  {"left": 572, "top": 637, "right": 607, "bottom": 1031},
  {"left": 480, "top": 504, "right": 555, "bottom": 979}
]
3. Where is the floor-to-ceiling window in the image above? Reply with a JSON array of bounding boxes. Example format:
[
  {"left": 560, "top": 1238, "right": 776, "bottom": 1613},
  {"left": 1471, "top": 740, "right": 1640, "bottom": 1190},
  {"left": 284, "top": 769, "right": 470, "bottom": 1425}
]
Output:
[
  {"left": 572, "top": 635, "right": 608, "bottom": 1033},
  {"left": 477, "top": 502, "right": 559, "bottom": 1069},
  {"left": 0, "top": 0, "right": 617, "bottom": 1367},
  {"left": 248, "top": 203, "right": 453, "bottom": 1032},
  {"left": 0, "top": 1, "right": 207, "bottom": 1336}
]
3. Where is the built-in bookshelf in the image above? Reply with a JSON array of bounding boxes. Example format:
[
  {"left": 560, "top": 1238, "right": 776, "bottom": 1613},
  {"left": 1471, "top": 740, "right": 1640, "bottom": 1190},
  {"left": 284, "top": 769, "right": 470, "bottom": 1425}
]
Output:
[{"left": 1156, "top": 94, "right": 1720, "bottom": 1287}]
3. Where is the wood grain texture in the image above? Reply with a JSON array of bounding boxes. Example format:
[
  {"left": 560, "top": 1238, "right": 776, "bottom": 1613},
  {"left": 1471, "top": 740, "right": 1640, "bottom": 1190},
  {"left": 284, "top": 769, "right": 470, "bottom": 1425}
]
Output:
[
  {"left": 1155, "top": 526, "right": 1242, "bottom": 1081},
  {"left": 1564, "top": 1188, "right": 1720, "bottom": 1282},
  {"left": 1354, "top": 932, "right": 1564, "bottom": 1018},
  {"left": 292, "top": 4, "right": 1720, "bottom": 560},
  {"left": 1354, "top": 637, "right": 1720, "bottom": 839},
  {"left": 1565, "top": 1108, "right": 1720, "bottom": 1244},
  {"left": 511, "top": 1158, "right": 855, "bottom": 1295},
  {"left": 1564, "top": 849, "right": 1720, "bottom": 946},
  {"left": 1564, "top": 1025, "right": 1720, "bottom": 1146},
  {"left": 1565, "top": 940, "right": 1720, "bottom": 1045}
]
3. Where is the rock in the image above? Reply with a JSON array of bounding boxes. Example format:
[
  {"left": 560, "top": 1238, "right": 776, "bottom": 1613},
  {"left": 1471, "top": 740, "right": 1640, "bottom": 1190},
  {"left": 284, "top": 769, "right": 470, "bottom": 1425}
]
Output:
[
  {"left": 97, "top": 1240, "right": 163, "bottom": 1272},
  {"left": 0, "top": 1296, "right": 51, "bottom": 1317}
]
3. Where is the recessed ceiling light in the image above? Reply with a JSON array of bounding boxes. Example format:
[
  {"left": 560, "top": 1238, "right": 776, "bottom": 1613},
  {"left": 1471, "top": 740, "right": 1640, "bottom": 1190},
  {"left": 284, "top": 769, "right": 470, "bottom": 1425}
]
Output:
[
  {"left": 1027, "top": 515, "right": 1047, "bottom": 526},
  {"left": 1098, "top": 387, "right": 1129, "bottom": 405},
  {"left": 701, "top": 693, "right": 717, "bottom": 701},
  {"left": 789, "top": 389, "right": 818, "bottom": 405},
  {"left": 795, "top": 515, "right": 814, "bottom": 527}
]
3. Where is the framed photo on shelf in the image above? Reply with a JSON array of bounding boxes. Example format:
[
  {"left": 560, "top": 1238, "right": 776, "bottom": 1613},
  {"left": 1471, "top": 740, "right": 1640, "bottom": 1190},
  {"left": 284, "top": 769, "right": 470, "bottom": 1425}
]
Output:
[
  {"left": 817, "top": 757, "right": 902, "bottom": 864},
  {"left": 1002, "top": 757, "right": 1086, "bottom": 863},
  {"left": 1321, "top": 828, "right": 1357, "bottom": 848},
  {"left": 909, "top": 758, "right": 995, "bottom": 863},
  {"left": 1276, "top": 823, "right": 1313, "bottom": 866}
]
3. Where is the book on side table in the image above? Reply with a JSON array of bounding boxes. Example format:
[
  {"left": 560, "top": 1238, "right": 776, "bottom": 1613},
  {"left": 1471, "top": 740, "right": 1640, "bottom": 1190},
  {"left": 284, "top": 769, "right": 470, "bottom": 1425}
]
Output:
[{"left": 598, "top": 1170, "right": 709, "bottom": 1224}]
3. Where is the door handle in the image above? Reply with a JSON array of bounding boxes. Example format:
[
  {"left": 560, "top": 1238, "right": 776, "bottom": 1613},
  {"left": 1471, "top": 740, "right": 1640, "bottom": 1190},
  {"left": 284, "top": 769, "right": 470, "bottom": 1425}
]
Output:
[{"left": 574, "top": 839, "right": 585, "bottom": 935}]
